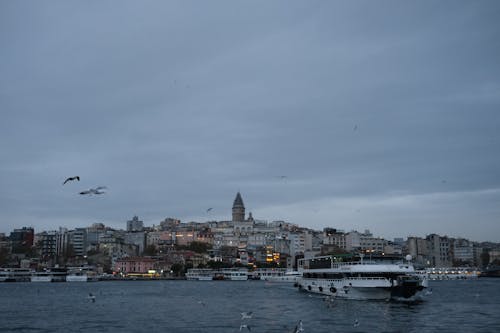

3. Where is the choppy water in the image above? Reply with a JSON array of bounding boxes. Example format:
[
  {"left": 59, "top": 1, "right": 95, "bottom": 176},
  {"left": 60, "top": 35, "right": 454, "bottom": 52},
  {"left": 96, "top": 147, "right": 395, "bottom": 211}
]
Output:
[{"left": 0, "top": 278, "right": 499, "bottom": 332}]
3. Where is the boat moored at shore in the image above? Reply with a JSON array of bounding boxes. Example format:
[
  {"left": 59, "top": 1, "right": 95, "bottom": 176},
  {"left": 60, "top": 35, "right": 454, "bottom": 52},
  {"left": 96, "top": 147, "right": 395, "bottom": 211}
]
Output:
[
  {"left": 0, "top": 268, "right": 33, "bottom": 282},
  {"left": 186, "top": 268, "right": 216, "bottom": 281},
  {"left": 31, "top": 268, "right": 67, "bottom": 282},
  {"left": 255, "top": 269, "right": 300, "bottom": 283},
  {"left": 424, "top": 267, "right": 480, "bottom": 280}
]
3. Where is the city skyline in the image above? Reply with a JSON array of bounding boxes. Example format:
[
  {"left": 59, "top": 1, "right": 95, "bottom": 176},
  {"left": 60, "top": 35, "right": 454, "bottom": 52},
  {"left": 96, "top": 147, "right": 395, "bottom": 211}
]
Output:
[
  {"left": 1, "top": 1, "right": 500, "bottom": 242},
  {"left": 1, "top": 191, "right": 497, "bottom": 245}
]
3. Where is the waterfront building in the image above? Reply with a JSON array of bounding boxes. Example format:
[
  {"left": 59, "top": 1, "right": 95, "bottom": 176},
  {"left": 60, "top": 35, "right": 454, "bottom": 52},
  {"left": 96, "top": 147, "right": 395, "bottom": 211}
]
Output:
[
  {"left": 323, "top": 228, "right": 347, "bottom": 250},
  {"left": 56, "top": 227, "right": 69, "bottom": 258},
  {"left": 68, "top": 228, "right": 87, "bottom": 257},
  {"left": 159, "top": 217, "right": 181, "bottom": 231},
  {"left": 37, "top": 231, "right": 57, "bottom": 258},
  {"left": 86, "top": 223, "right": 107, "bottom": 252},
  {"left": 146, "top": 231, "right": 162, "bottom": 248},
  {"left": 195, "top": 227, "right": 214, "bottom": 245},
  {"left": 407, "top": 236, "right": 430, "bottom": 266},
  {"left": 124, "top": 231, "right": 146, "bottom": 255},
  {"left": 114, "top": 256, "right": 156, "bottom": 275},
  {"left": 488, "top": 249, "right": 500, "bottom": 264},
  {"left": 286, "top": 230, "right": 312, "bottom": 256},
  {"left": 453, "top": 238, "right": 476, "bottom": 266},
  {"left": 9, "top": 227, "right": 34, "bottom": 254},
  {"left": 127, "top": 215, "right": 144, "bottom": 232},
  {"left": 427, "top": 234, "right": 453, "bottom": 267},
  {"left": 383, "top": 241, "right": 402, "bottom": 255},
  {"left": 345, "top": 230, "right": 387, "bottom": 253},
  {"left": 99, "top": 231, "right": 137, "bottom": 264}
]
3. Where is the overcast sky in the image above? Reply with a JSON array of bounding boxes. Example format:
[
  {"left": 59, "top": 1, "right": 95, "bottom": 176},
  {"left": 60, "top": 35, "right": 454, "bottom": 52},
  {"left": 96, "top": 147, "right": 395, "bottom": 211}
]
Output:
[{"left": 1, "top": 1, "right": 499, "bottom": 242}]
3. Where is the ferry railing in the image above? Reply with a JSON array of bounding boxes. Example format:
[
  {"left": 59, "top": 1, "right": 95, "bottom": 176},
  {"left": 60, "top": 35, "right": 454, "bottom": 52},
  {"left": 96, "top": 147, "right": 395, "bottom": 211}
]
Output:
[{"left": 298, "top": 255, "right": 408, "bottom": 271}]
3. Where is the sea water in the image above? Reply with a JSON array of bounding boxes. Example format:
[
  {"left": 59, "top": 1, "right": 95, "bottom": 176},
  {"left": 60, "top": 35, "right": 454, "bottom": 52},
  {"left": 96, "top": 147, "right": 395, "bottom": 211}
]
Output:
[{"left": 0, "top": 278, "right": 499, "bottom": 332}]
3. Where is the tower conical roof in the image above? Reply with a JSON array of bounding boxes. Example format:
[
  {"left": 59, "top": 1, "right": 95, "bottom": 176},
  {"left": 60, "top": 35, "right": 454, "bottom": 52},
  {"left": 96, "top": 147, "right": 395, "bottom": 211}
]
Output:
[{"left": 233, "top": 192, "right": 245, "bottom": 208}]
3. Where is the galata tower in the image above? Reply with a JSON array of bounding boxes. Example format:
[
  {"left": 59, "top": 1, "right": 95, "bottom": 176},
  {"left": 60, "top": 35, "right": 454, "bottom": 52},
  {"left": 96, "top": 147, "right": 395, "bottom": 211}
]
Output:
[{"left": 232, "top": 192, "right": 245, "bottom": 222}]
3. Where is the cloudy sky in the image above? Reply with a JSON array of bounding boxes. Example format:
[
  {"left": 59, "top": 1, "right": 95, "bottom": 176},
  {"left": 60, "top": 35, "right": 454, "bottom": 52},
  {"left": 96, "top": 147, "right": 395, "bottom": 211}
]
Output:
[{"left": 1, "top": 1, "right": 499, "bottom": 242}]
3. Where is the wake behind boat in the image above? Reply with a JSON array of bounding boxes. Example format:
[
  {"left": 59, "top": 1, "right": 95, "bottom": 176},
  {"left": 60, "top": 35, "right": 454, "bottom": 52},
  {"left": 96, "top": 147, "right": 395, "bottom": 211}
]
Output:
[{"left": 296, "top": 254, "right": 428, "bottom": 301}]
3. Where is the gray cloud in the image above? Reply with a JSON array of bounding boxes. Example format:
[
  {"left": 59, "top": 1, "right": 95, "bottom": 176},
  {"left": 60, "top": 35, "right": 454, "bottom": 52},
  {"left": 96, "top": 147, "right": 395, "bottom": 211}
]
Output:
[{"left": 1, "top": 1, "right": 499, "bottom": 241}]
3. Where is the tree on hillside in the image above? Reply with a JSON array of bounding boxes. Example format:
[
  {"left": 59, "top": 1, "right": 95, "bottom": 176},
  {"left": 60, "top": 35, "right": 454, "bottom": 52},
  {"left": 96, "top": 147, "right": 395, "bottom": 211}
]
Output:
[
  {"left": 188, "top": 241, "right": 212, "bottom": 254},
  {"left": 143, "top": 244, "right": 157, "bottom": 256},
  {"left": 170, "top": 263, "right": 184, "bottom": 277}
]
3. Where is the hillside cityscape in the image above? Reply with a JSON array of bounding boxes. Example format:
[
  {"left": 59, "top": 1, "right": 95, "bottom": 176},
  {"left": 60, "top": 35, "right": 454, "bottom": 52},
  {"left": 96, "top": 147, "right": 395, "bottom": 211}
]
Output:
[{"left": 1, "top": 192, "right": 499, "bottom": 277}]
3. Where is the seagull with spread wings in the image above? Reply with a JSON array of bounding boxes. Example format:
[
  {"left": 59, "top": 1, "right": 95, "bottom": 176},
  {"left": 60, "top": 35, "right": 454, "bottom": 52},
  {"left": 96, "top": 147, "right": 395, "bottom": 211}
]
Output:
[
  {"left": 79, "top": 186, "right": 107, "bottom": 195},
  {"left": 63, "top": 176, "right": 80, "bottom": 185}
]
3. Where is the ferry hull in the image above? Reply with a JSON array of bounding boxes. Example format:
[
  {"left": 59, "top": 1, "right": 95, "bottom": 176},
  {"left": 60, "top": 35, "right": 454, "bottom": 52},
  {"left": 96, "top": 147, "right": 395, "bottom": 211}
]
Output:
[
  {"left": 298, "top": 278, "right": 390, "bottom": 300},
  {"left": 31, "top": 276, "right": 53, "bottom": 282},
  {"left": 297, "top": 277, "right": 426, "bottom": 301},
  {"left": 66, "top": 275, "right": 88, "bottom": 282}
]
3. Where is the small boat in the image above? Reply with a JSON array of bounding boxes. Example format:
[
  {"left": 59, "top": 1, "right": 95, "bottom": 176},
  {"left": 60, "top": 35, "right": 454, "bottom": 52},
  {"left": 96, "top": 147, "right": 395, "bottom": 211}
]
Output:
[
  {"left": 186, "top": 268, "right": 215, "bottom": 281},
  {"left": 66, "top": 271, "right": 89, "bottom": 282},
  {"left": 219, "top": 268, "right": 248, "bottom": 281},
  {"left": 66, "top": 266, "right": 99, "bottom": 282},
  {"left": 258, "top": 269, "right": 300, "bottom": 283}
]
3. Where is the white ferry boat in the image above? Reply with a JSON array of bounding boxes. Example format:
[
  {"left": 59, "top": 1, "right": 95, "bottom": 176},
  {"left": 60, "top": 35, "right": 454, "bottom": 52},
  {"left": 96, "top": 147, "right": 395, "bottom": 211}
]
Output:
[
  {"left": 426, "top": 267, "right": 479, "bottom": 280},
  {"left": 66, "top": 267, "right": 99, "bottom": 282},
  {"left": 0, "top": 268, "right": 33, "bottom": 282},
  {"left": 31, "top": 268, "right": 67, "bottom": 282},
  {"left": 186, "top": 268, "right": 214, "bottom": 281},
  {"left": 258, "top": 269, "right": 300, "bottom": 283},
  {"left": 297, "top": 255, "right": 427, "bottom": 301},
  {"left": 31, "top": 271, "right": 53, "bottom": 282},
  {"left": 66, "top": 273, "right": 88, "bottom": 282},
  {"left": 220, "top": 268, "right": 248, "bottom": 281}
]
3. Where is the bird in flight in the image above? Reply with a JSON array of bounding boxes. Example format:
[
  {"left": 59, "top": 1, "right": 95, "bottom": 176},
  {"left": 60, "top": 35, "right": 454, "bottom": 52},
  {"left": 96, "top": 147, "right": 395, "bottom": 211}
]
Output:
[
  {"left": 293, "top": 320, "right": 304, "bottom": 333},
  {"left": 239, "top": 324, "right": 251, "bottom": 331},
  {"left": 240, "top": 312, "right": 253, "bottom": 320},
  {"left": 79, "top": 186, "right": 107, "bottom": 195},
  {"left": 206, "top": 208, "right": 213, "bottom": 213},
  {"left": 63, "top": 176, "right": 80, "bottom": 184}
]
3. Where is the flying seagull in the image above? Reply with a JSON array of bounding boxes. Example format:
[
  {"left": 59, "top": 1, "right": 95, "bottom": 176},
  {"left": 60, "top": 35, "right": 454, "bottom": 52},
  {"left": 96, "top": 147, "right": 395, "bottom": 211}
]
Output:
[
  {"left": 206, "top": 208, "right": 213, "bottom": 213},
  {"left": 292, "top": 320, "right": 304, "bottom": 333},
  {"left": 79, "top": 186, "right": 107, "bottom": 195},
  {"left": 239, "top": 324, "right": 251, "bottom": 331},
  {"left": 240, "top": 312, "right": 253, "bottom": 320},
  {"left": 79, "top": 190, "right": 93, "bottom": 195},
  {"left": 63, "top": 176, "right": 80, "bottom": 184}
]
